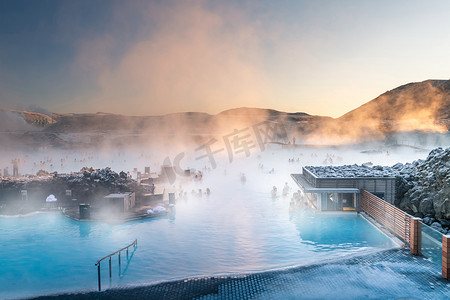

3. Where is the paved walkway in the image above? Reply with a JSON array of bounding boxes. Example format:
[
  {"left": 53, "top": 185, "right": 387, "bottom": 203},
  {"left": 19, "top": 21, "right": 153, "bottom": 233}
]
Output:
[{"left": 29, "top": 248, "right": 449, "bottom": 300}]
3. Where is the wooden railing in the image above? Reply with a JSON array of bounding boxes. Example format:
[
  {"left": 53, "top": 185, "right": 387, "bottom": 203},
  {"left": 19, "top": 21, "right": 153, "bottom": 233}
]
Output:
[
  {"left": 361, "top": 189, "right": 450, "bottom": 280},
  {"left": 95, "top": 239, "right": 137, "bottom": 291},
  {"left": 360, "top": 189, "right": 413, "bottom": 245}
]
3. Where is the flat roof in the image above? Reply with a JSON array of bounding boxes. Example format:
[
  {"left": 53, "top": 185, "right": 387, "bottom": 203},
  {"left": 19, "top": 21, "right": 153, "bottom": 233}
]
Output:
[
  {"left": 104, "top": 193, "right": 132, "bottom": 198},
  {"left": 291, "top": 174, "right": 360, "bottom": 194},
  {"left": 304, "top": 165, "right": 398, "bottom": 179}
]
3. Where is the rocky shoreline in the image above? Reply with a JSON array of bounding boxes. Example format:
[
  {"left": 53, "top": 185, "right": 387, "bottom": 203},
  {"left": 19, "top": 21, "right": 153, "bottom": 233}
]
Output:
[
  {"left": 395, "top": 147, "right": 450, "bottom": 233},
  {"left": 0, "top": 167, "right": 151, "bottom": 216},
  {"left": 306, "top": 147, "right": 450, "bottom": 234}
]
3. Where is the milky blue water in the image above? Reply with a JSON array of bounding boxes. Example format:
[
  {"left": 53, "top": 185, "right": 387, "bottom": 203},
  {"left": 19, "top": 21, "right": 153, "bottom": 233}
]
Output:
[
  {"left": 0, "top": 171, "right": 396, "bottom": 299},
  {"left": 421, "top": 223, "right": 443, "bottom": 266}
]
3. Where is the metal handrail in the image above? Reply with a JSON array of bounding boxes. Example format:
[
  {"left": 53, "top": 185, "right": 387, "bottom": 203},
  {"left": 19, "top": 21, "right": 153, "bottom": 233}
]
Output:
[{"left": 95, "top": 239, "right": 137, "bottom": 291}]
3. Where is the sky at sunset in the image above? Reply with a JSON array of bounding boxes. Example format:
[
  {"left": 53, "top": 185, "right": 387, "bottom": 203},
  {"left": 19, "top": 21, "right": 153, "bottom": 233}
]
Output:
[{"left": 0, "top": 0, "right": 449, "bottom": 117}]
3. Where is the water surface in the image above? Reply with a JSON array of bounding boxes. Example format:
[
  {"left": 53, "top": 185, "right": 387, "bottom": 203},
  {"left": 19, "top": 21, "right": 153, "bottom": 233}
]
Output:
[{"left": 0, "top": 169, "right": 396, "bottom": 299}]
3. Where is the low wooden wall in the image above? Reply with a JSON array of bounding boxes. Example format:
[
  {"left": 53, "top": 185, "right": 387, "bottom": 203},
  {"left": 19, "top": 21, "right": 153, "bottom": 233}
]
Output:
[{"left": 360, "top": 189, "right": 420, "bottom": 254}]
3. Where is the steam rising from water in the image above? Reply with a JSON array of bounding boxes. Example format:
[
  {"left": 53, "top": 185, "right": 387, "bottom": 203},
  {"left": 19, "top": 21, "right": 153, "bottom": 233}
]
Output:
[
  {"left": 72, "top": 1, "right": 272, "bottom": 115},
  {"left": 298, "top": 80, "right": 449, "bottom": 145},
  {"left": 0, "top": 110, "right": 35, "bottom": 132}
]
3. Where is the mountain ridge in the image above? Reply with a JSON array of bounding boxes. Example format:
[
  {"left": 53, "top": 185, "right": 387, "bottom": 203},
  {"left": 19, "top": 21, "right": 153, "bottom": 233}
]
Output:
[
  {"left": 339, "top": 79, "right": 450, "bottom": 122},
  {"left": 3, "top": 79, "right": 450, "bottom": 124},
  {"left": 1, "top": 79, "right": 449, "bottom": 145}
]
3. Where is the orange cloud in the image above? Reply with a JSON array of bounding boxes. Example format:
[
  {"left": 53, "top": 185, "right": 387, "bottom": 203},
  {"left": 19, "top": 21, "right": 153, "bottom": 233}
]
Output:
[{"left": 73, "top": 1, "right": 273, "bottom": 116}]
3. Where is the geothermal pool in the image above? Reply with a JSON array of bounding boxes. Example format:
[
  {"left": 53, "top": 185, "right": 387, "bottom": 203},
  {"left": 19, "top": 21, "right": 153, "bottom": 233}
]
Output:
[{"left": 0, "top": 167, "right": 396, "bottom": 300}]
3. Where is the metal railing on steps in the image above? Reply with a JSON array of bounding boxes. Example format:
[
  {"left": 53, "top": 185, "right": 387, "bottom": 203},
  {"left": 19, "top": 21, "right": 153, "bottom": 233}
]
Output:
[{"left": 94, "top": 239, "right": 137, "bottom": 291}]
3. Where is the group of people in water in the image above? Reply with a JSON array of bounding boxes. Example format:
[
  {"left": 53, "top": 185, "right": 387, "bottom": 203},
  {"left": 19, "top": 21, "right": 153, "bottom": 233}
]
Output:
[
  {"left": 271, "top": 182, "right": 291, "bottom": 198},
  {"left": 1, "top": 150, "right": 102, "bottom": 177},
  {"left": 269, "top": 182, "right": 310, "bottom": 211},
  {"left": 169, "top": 185, "right": 212, "bottom": 200},
  {"left": 1, "top": 158, "right": 20, "bottom": 177},
  {"left": 188, "top": 188, "right": 211, "bottom": 198}
]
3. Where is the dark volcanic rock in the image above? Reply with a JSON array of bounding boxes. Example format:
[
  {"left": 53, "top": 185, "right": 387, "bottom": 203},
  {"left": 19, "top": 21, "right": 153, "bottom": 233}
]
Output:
[
  {"left": 306, "top": 147, "right": 450, "bottom": 225},
  {"left": 0, "top": 167, "right": 146, "bottom": 215},
  {"left": 394, "top": 147, "right": 450, "bottom": 224},
  {"left": 418, "top": 197, "right": 434, "bottom": 216},
  {"left": 305, "top": 164, "right": 401, "bottom": 178}
]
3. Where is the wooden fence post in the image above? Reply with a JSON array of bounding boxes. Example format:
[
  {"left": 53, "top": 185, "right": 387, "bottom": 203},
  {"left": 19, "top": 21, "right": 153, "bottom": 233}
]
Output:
[
  {"left": 410, "top": 217, "right": 421, "bottom": 255},
  {"left": 443, "top": 235, "right": 450, "bottom": 280}
]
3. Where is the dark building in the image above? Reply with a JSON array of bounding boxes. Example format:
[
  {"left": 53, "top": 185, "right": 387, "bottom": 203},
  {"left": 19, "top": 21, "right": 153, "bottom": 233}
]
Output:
[{"left": 291, "top": 166, "right": 396, "bottom": 212}]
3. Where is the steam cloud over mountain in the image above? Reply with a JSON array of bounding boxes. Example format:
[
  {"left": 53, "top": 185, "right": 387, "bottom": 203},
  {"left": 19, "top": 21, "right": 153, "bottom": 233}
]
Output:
[{"left": 0, "top": 79, "right": 449, "bottom": 149}]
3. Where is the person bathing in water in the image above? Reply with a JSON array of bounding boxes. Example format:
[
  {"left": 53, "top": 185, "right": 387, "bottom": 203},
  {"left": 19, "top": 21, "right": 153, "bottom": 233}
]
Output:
[
  {"left": 282, "top": 182, "right": 290, "bottom": 196},
  {"left": 271, "top": 186, "right": 277, "bottom": 198}
]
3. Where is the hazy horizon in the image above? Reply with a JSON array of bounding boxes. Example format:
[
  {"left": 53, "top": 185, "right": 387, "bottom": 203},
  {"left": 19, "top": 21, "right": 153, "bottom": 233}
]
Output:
[{"left": 3, "top": 105, "right": 333, "bottom": 118}]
